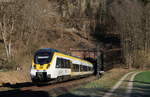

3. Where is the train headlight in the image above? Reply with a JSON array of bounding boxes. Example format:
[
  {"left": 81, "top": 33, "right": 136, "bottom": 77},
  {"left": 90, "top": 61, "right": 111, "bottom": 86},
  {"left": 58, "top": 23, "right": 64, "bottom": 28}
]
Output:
[
  {"left": 33, "top": 65, "right": 36, "bottom": 69},
  {"left": 47, "top": 64, "right": 50, "bottom": 69}
]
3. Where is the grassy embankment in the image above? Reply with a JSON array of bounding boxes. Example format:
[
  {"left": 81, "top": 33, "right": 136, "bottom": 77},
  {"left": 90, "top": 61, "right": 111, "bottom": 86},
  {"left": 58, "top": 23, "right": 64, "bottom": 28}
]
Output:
[
  {"left": 132, "top": 71, "right": 150, "bottom": 97},
  {"left": 0, "top": 71, "right": 30, "bottom": 91},
  {"left": 134, "top": 71, "right": 150, "bottom": 83},
  {"left": 59, "top": 68, "right": 133, "bottom": 97}
]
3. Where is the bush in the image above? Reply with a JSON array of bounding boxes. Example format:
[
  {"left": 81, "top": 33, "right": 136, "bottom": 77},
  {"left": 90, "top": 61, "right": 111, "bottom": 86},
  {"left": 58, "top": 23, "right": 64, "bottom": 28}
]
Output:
[
  {"left": 0, "top": 60, "right": 17, "bottom": 71},
  {"left": 132, "top": 50, "right": 149, "bottom": 69}
]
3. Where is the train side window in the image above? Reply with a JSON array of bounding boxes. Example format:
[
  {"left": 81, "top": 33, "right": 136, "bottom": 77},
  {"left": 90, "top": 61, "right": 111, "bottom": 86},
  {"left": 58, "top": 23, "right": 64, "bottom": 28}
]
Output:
[
  {"left": 76, "top": 64, "right": 78, "bottom": 72},
  {"left": 65, "top": 60, "right": 67, "bottom": 68},
  {"left": 80, "top": 65, "right": 83, "bottom": 71},
  {"left": 66, "top": 60, "right": 71, "bottom": 68},
  {"left": 56, "top": 58, "right": 73, "bottom": 69},
  {"left": 74, "top": 64, "right": 76, "bottom": 71},
  {"left": 83, "top": 66, "right": 85, "bottom": 71},
  {"left": 77, "top": 65, "right": 79, "bottom": 72},
  {"left": 89, "top": 67, "right": 91, "bottom": 71},
  {"left": 72, "top": 64, "right": 75, "bottom": 72},
  {"left": 65, "top": 59, "right": 68, "bottom": 68},
  {"left": 56, "top": 58, "right": 61, "bottom": 68},
  {"left": 61, "top": 59, "right": 65, "bottom": 68},
  {"left": 85, "top": 66, "right": 87, "bottom": 71},
  {"left": 67, "top": 60, "right": 69, "bottom": 68},
  {"left": 60, "top": 59, "right": 62, "bottom": 68},
  {"left": 89, "top": 67, "right": 92, "bottom": 71},
  {"left": 63, "top": 59, "right": 66, "bottom": 68},
  {"left": 64, "top": 60, "right": 71, "bottom": 68},
  {"left": 71, "top": 64, "right": 79, "bottom": 72},
  {"left": 88, "top": 67, "right": 90, "bottom": 71},
  {"left": 69, "top": 61, "right": 71, "bottom": 68},
  {"left": 58, "top": 59, "right": 70, "bottom": 69},
  {"left": 66, "top": 60, "right": 69, "bottom": 68},
  {"left": 64, "top": 59, "right": 68, "bottom": 68},
  {"left": 87, "top": 67, "right": 89, "bottom": 71},
  {"left": 76, "top": 64, "right": 80, "bottom": 72}
]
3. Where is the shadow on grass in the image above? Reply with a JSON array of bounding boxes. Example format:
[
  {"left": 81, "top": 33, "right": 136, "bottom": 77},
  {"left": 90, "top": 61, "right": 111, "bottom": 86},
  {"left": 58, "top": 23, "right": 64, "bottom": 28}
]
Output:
[
  {"left": 0, "top": 76, "right": 93, "bottom": 89},
  {"left": 0, "top": 89, "right": 50, "bottom": 97},
  {"left": 132, "top": 83, "right": 150, "bottom": 97},
  {"left": 1, "top": 82, "right": 55, "bottom": 88},
  {"left": 0, "top": 89, "right": 95, "bottom": 97},
  {"left": 0, "top": 81, "right": 138, "bottom": 97},
  {"left": 0, "top": 86, "right": 132, "bottom": 97},
  {"left": 122, "top": 80, "right": 150, "bottom": 97},
  {"left": 124, "top": 80, "right": 150, "bottom": 85},
  {"left": 0, "top": 88, "right": 101, "bottom": 97},
  {"left": 57, "top": 93, "right": 91, "bottom": 97},
  {"left": 57, "top": 87, "right": 130, "bottom": 97},
  {"left": 1, "top": 82, "right": 35, "bottom": 88},
  {"left": 133, "top": 81, "right": 150, "bottom": 85}
]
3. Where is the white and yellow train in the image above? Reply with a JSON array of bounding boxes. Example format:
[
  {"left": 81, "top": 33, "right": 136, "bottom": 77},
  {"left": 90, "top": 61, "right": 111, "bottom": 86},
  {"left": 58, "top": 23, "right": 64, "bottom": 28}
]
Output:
[{"left": 30, "top": 48, "right": 94, "bottom": 82}]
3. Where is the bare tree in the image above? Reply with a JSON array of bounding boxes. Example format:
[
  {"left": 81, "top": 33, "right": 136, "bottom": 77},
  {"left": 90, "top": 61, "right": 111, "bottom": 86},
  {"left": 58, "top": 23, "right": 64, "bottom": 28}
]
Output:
[{"left": 0, "top": 2, "right": 16, "bottom": 61}]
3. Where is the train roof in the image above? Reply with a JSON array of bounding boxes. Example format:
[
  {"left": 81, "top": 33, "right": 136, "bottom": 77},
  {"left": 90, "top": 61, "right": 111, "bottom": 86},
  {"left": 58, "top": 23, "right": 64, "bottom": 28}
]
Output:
[
  {"left": 35, "top": 48, "right": 60, "bottom": 53},
  {"left": 35, "top": 48, "right": 92, "bottom": 65}
]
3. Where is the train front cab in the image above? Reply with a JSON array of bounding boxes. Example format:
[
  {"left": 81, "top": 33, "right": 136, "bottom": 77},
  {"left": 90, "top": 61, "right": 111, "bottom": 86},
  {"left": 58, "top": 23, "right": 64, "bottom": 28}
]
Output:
[{"left": 30, "top": 49, "right": 56, "bottom": 82}]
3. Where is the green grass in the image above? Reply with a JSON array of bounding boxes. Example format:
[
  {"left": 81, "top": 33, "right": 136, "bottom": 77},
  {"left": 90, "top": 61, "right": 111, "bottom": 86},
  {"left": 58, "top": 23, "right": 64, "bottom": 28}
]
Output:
[
  {"left": 132, "top": 71, "right": 150, "bottom": 97},
  {"left": 134, "top": 71, "right": 150, "bottom": 83},
  {"left": 67, "top": 69, "right": 132, "bottom": 97}
]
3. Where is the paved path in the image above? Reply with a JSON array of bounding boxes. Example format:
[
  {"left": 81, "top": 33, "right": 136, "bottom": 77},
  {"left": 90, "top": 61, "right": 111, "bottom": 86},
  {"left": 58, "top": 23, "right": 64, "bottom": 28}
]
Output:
[
  {"left": 103, "top": 71, "right": 141, "bottom": 97},
  {"left": 125, "top": 72, "right": 141, "bottom": 97},
  {"left": 103, "top": 72, "right": 134, "bottom": 97}
]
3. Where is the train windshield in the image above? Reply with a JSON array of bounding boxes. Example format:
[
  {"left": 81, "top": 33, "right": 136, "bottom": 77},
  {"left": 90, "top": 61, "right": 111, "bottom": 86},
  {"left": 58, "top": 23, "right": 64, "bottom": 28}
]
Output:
[{"left": 34, "top": 51, "right": 53, "bottom": 64}]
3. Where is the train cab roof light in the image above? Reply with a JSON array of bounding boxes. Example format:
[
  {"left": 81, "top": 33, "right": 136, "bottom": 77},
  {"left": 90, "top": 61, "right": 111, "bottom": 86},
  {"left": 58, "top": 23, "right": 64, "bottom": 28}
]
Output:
[{"left": 39, "top": 48, "right": 60, "bottom": 52}]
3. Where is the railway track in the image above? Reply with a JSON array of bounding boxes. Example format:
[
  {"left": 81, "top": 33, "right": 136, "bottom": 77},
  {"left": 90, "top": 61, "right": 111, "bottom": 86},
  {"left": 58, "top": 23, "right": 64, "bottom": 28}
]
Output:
[
  {"left": 21, "top": 76, "right": 97, "bottom": 91},
  {"left": 0, "top": 76, "right": 97, "bottom": 97}
]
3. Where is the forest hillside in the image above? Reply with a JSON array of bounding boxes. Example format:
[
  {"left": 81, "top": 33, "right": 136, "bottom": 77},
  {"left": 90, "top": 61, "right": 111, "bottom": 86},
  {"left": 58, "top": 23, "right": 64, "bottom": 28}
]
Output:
[{"left": 0, "top": 0, "right": 150, "bottom": 70}]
